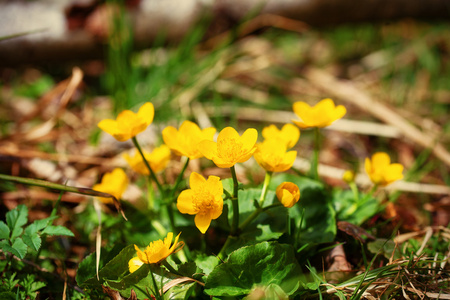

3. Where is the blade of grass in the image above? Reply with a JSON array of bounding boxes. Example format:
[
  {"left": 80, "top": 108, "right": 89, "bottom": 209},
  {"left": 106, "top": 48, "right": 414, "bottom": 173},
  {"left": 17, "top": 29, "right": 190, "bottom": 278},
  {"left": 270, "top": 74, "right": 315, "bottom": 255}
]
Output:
[{"left": 0, "top": 173, "right": 127, "bottom": 220}]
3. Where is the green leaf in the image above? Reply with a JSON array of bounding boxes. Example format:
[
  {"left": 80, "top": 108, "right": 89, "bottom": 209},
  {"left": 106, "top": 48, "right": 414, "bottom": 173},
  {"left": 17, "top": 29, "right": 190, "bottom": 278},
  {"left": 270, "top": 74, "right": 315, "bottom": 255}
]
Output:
[
  {"left": 0, "top": 221, "right": 10, "bottom": 239},
  {"left": 80, "top": 244, "right": 136, "bottom": 289},
  {"left": 194, "top": 254, "right": 220, "bottom": 276},
  {"left": 6, "top": 205, "right": 28, "bottom": 240},
  {"left": 221, "top": 178, "right": 234, "bottom": 197},
  {"left": 41, "top": 225, "right": 74, "bottom": 237},
  {"left": 205, "top": 241, "right": 302, "bottom": 297},
  {"left": 32, "top": 216, "right": 59, "bottom": 231},
  {"left": 1, "top": 237, "right": 28, "bottom": 259},
  {"left": 165, "top": 281, "right": 196, "bottom": 300},
  {"left": 23, "top": 225, "right": 42, "bottom": 252},
  {"left": 76, "top": 252, "right": 97, "bottom": 288},
  {"left": 332, "top": 189, "right": 379, "bottom": 225},
  {"left": 105, "top": 264, "right": 166, "bottom": 299}
]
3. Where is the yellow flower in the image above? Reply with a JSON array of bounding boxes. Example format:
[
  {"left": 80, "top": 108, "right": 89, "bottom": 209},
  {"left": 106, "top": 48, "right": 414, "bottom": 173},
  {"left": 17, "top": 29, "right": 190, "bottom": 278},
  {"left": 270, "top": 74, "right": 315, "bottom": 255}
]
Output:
[
  {"left": 98, "top": 102, "right": 154, "bottom": 142},
  {"left": 92, "top": 168, "right": 128, "bottom": 204},
  {"left": 365, "top": 152, "right": 404, "bottom": 186},
  {"left": 128, "top": 232, "right": 183, "bottom": 273},
  {"left": 254, "top": 139, "right": 297, "bottom": 173},
  {"left": 292, "top": 98, "right": 346, "bottom": 129},
  {"left": 199, "top": 127, "right": 258, "bottom": 168},
  {"left": 262, "top": 124, "right": 300, "bottom": 149},
  {"left": 342, "top": 170, "right": 355, "bottom": 184},
  {"left": 123, "top": 145, "right": 171, "bottom": 175},
  {"left": 162, "top": 121, "right": 216, "bottom": 160},
  {"left": 177, "top": 172, "right": 223, "bottom": 234},
  {"left": 276, "top": 182, "right": 300, "bottom": 208}
]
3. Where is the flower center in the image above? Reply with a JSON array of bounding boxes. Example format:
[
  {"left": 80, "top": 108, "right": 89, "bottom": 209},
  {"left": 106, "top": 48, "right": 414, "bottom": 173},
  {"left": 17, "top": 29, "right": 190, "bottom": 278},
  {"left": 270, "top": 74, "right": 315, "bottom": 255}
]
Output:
[
  {"left": 193, "top": 189, "right": 218, "bottom": 213},
  {"left": 217, "top": 138, "right": 243, "bottom": 162}
]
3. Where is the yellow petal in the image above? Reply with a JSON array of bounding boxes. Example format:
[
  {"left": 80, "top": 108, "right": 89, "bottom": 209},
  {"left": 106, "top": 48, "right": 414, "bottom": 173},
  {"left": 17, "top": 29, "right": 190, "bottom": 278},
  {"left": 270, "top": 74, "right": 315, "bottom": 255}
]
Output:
[
  {"left": 202, "top": 127, "right": 217, "bottom": 140},
  {"left": 135, "top": 245, "right": 149, "bottom": 264},
  {"left": 205, "top": 176, "right": 223, "bottom": 197},
  {"left": 385, "top": 163, "right": 404, "bottom": 182},
  {"left": 210, "top": 196, "right": 224, "bottom": 219},
  {"left": 292, "top": 120, "right": 310, "bottom": 129},
  {"left": 177, "top": 190, "right": 197, "bottom": 214},
  {"left": 128, "top": 256, "right": 144, "bottom": 273},
  {"left": 169, "top": 232, "right": 182, "bottom": 253},
  {"left": 137, "top": 102, "right": 155, "bottom": 125},
  {"left": 281, "top": 189, "right": 295, "bottom": 208},
  {"left": 198, "top": 140, "right": 217, "bottom": 160},
  {"left": 190, "top": 172, "right": 206, "bottom": 190},
  {"left": 179, "top": 120, "right": 201, "bottom": 134},
  {"left": 333, "top": 105, "right": 347, "bottom": 120},
  {"left": 212, "top": 157, "right": 235, "bottom": 168},
  {"left": 364, "top": 157, "right": 372, "bottom": 175},
  {"left": 281, "top": 124, "right": 300, "bottom": 148},
  {"left": 275, "top": 150, "right": 297, "bottom": 172},
  {"left": 98, "top": 119, "right": 119, "bottom": 135},
  {"left": 162, "top": 126, "right": 178, "bottom": 147},
  {"left": 218, "top": 127, "right": 240, "bottom": 142},
  {"left": 292, "top": 101, "right": 311, "bottom": 119},
  {"left": 239, "top": 128, "right": 258, "bottom": 151},
  {"left": 372, "top": 152, "right": 391, "bottom": 168},
  {"left": 262, "top": 125, "right": 278, "bottom": 140},
  {"left": 316, "top": 98, "right": 335, "bottom": 112},
  {"left": 164, "top": 232, "right": 174, "bottom": 247},
  {"left": 195, "top": 212, "right": 212, "bottom": 234}
]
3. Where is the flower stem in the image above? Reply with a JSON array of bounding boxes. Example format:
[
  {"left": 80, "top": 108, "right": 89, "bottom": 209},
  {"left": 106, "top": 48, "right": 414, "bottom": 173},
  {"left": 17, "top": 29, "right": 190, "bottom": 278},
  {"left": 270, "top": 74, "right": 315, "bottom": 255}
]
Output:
[
  {"left": 310, "top": 127, "right": 320, "bottom": 181},
  {"left": 132, "top": 137, "right": 164, "bottom": 196},
  {"left": 148, "top": 266, "right": 162, "bottom": 300},
  {"left": 169, "top": 157, "right": 190, "bottom": 202},
  {"left": 230, "top": 165, "right": 240, "bottom": 236},
  {"left": 258, "top": 171, "right": 272, "bottom": 206},
  {"left": 217, "top": 234, "right": 236, "bottom": 260},
  {"left": 349, "top": 182, "right": 360, "bottom": 203}
]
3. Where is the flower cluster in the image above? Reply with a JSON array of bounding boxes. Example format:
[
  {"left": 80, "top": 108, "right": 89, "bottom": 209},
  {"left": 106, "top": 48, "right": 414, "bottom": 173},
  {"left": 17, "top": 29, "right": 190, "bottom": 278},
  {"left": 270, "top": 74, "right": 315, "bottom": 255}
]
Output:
[{"left": 94, "top": 97, "right": 405, "bottom": 273}]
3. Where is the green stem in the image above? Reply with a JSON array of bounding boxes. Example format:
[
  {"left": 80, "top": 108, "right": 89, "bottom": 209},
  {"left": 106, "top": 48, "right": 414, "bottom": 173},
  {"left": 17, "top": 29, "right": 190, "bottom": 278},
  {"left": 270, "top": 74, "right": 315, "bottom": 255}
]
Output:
[
  {"left": 148, "top": 266, "right": 162, "bottom": 300},
  {"left": 349, "top": 182, "right": 360, "bottom": 203},
  {"left": 367, "top": 184, "right": 379, "bottom": 199},
  {"left": 132, "top": 137, "right": 164, "bottom": 195},
  {"left": 311, "top": 127, "right": 320, "bottom": 181},
  {"left": 258, "top": 171, "right": 273, "bottom": 206},
  {"left": 166, "top": 205, "right": 176, "bottom": 232},
  {"left": 217, "top": 235, "right": 237, "bottom": 260},
  {"left": 230, "top": 166, "right": 240, "bottom": 236},
  {"left": 169, "top": 157, "right": 190, "bottom": 202}
]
